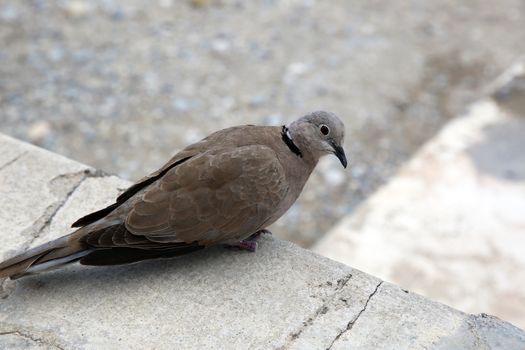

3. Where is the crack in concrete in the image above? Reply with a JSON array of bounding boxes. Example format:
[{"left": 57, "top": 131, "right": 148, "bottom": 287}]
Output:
[
  {"left": 18, "top": 168, "right": 112, "bottom": 252},
  {"left": 51, "top": 168, "right": 112, "bottom": 183},
  {"left": 19, "top": 177, "right": 86, "bottom": 252},
  {"left": 0, "top": 168, "right": 115, "bottom": 295},
  {"left": 0, "top": 151, "right": 28, "bottom": 173},
  {"left": 466, "top": 314, "right": 491, "bottom": 350},
  {"left": 279, "top": 273, "right": 353, "bottom": 349},
  {"left": 0, "top": 330, "right": 65, "bottom": 349},
  {"left": 326, "top": 281, "right": 383, "bottom": 349}
]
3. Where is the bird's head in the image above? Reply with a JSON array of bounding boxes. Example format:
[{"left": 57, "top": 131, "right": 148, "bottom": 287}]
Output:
[{"left": 288, "top": 111, "right": 347, "bottom": 168}]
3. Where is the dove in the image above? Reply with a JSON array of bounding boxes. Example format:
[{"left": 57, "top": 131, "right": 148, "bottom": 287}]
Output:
[{"left": 0, "top": 111, "right": 346, "bottom": 279}]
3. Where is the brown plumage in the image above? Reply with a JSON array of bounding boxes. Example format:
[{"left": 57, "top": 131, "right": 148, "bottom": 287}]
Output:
[{"left": 0, "top": 111, "right": 346, "bottom": 279}]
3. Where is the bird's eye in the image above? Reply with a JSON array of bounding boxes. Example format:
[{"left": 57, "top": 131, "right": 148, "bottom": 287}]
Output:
[{"left": 320, "top": 125, "right": 330, "bottom": 135}]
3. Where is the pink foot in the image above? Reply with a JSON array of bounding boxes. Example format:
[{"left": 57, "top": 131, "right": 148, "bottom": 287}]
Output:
[
  {"left": 226, "top": 229, "right": 272, "bottom": 252},
  {"left": 237, "top": 240, "right": 258, "bottom": 252}
]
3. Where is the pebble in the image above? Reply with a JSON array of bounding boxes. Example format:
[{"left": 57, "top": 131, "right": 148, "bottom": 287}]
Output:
[
  {"left": 63, "top": 1, "right": 92, "bottom": 18},
  {"left": 324, "top": 167, "right": 346, "bottom": 187},
  {"left": 284, "top": 62, "right": 310, "bottom": 85},
  {"left": 173, "top": 98, "right": 191, "bottom": 112},
  {"left": 286, "top": 62, "right": 308, "bottom": 77},
  {"left": 159, "top": 0, "right": 174, "bottom": 8},
  {"left": 211, "top": 38, "right": 232, "bottom": 54},
  {"left": 27, "top": 121, "right": 52, "bottom": 144}
]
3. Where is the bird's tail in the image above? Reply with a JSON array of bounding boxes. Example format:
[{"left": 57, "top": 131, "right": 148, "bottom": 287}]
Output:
[{"left": 0, "top": 230, "right": 90, "bottom": 280}]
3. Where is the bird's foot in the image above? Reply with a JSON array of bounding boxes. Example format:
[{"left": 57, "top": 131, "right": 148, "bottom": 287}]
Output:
[
  {"left": 226, "top": 229, "right": 272, "bottom": 252},
  {"left": 237, "top": 240, "right": 259, "bottom": 252}
]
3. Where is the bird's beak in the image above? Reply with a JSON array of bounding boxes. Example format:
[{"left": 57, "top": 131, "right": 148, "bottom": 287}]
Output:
[{"left": 332, "top": 143, "right": 347, "bottom": 168}]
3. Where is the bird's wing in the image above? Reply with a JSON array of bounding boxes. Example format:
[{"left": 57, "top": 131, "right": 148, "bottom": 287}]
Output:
[
  {"left": 71, "top": 146, "right": 201, "bottom": 228},
  {"left": 112, "top": 144, "right": 288, "bottom": 246},
  {"left": 71, "top": 126, "right": 258, "bottom": 228}
]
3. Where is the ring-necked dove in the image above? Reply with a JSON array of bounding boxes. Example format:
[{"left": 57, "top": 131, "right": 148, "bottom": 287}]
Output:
[{"left": 0, "top": 111, "right": 346, "bottom": 279}]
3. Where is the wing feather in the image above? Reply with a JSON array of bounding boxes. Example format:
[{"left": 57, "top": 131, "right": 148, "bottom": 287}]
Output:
[{"left": 125, "top": 145, "right": 288, "bottom": 245}]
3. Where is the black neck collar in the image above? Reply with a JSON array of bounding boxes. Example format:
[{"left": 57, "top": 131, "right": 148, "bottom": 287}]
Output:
[{"left": 281, "top": 125, "right": 303, "bottom": 158}]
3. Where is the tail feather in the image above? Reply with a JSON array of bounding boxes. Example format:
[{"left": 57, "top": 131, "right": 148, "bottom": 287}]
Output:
[
  {"left": 0, "top": 235, "right": 69, "bottom": 271},
  {"left": 0, "top": 232, "right": 87, "bottom": 280},
  {"left": 0, "top": 226, "right": 206, "bottom": 279},
  {"left": 0, "top": 255, "right": 43, "bottom": 280},
  {"left": 22, "top": 250, "right": 92, "bottom": 277}
]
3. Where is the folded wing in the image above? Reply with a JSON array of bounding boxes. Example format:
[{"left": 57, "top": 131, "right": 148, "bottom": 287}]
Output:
[{"left": 122, "top": 145, "right": 288, "bottom": 245}]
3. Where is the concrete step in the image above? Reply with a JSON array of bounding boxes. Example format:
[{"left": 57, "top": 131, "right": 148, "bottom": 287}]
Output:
[
  {"left": 0, "top": 134, "right": 524, "bottom": 349},
  {"left": 314, "top": 63, "right": 525, "bottom": 329}
]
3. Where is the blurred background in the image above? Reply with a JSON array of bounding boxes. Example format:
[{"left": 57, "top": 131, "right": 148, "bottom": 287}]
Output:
[{"left": 1, "top": 0, "right": 524, "bottom": 328}]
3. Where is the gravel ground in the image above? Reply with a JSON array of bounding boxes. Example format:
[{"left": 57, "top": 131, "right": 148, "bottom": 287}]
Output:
[{"left": 1, "top": 0, "right": 524, "bottom": 246}]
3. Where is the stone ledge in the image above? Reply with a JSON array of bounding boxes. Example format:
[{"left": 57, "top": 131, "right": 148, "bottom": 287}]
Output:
[
  {"left": 0, "top": 134, "right": 524, "bottom": 349},
  {"left": 313, "top": 98, "right": 525, "bottom": 329}
]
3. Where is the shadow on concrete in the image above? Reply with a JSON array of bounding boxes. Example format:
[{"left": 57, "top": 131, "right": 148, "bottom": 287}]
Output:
[{"left": 466, "top": 119, "right": 525, "bottom": 181}]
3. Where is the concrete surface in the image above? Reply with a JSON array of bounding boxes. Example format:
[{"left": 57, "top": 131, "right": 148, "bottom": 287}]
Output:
[
  {"left": 2, "top": 0, "right": 525, "bottom": 247},
  {"left": 1, "top": 136, "right": 525, "bottom": 349},
  {"left": 314, "top": 97, "right": 525, "bottom": 329}
]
